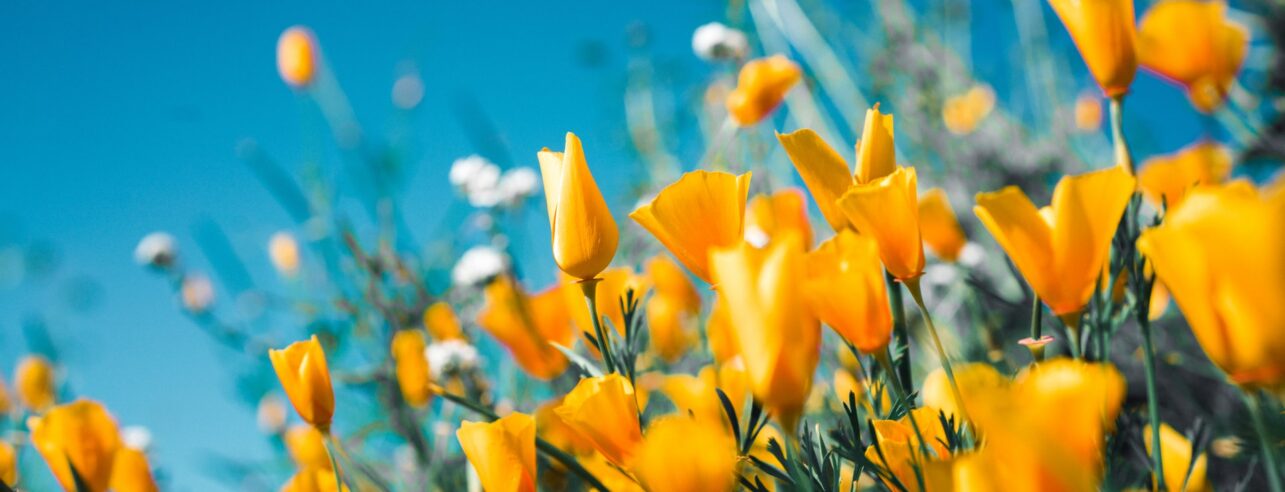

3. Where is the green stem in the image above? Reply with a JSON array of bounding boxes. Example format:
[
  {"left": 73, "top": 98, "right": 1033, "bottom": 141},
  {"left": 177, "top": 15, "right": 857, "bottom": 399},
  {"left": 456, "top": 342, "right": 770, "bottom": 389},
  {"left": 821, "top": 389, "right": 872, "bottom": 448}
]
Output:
[
  {"left": 1109, "top": 96, "right": 1135, "bottom": 175},
  {"left": 875, "top": 351, "right": 934, "bottom": 463},
  {"left": 1028, "top": 288, "right": 1045, "bottom": 362},
  {"left": 904, "top": 278, "right": 972, "bottom": 427},
  {"left": 1246, "top": 391, "right": 1284, "bottom": 492},
  {"left": 1060, "top": 313, "right": 1083, "bottom": 359},
  {"left": 323, "top": 432, "right": 347, "bottom": 491},
  {"left": 580, "top": 279, "right": 616, "bottom": 374},
  {"left": 1139, "top": 318, "right": 1166, "bottom": 491},
  {"left": 886, "top": 270, "right": 913, "bottom": 396}
]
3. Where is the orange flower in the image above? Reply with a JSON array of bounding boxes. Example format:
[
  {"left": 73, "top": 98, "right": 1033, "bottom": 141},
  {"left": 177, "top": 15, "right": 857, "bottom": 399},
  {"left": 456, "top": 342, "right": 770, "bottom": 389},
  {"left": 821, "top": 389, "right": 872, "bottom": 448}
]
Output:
[
  {"left": 631, "top": 170, "right": 752, "bottom": 284},
  {"left": 744, "top": 188, "right": 814, "bottom": 248},
  {"left": 1138, "top": 140, "right": 1232, "bottom": 209},
  {"left": 0, "top": 377, "right": 9, "bottom": 415},
  {"left": 725, "top": 55, "right": 802, "bottom": 126},
  {"left": 15, "top": 355, "right": 56, "bottom": 411},
  {"left": 662, "top": 364, "right": 749, "bottom": 425},
  {"left": 705, "top": 297, "right": 739, "bottom": 365},
  {"left": 863, "top": 407, "right": 955, "bottom": 492},
  {"left": 1049, "top": 0, "right": 1139, "bottom": 97},
  {"left": 535, "top": 397, "right": 596, "bottom": 457},
  {"left": 556, "top": 374, "right": 643, "bottom": 466},
  {"left": 477, "top": 276, "right": 575, "bottom": 380},
  {"left": 805, "top": 230, "right": 892, "bottom": 354},
  {"left": 269, "top": 336, "right": 336, "bottom": 431},
  {"left": 422, "top": 301, "right": 465, "bottom": 341},
  {"left": 0, "top": 440, "right": 15, "bottom": 487},
  {"left": 285, "top": 424, "right": 331, "bottom": 470},
  {"left": 29, "top": 399, "right": 122, "bottom": 492},
  {"left": 1075, "top": 92, "right": 1104, "bottom": 132},
  {"left": 110, "top": 447, "right": 159, "bottom": 492},
  {"left": 1138, "top": 0, "right": 1249, "bottom": 113},
  {"left": 635, "top": 416, "right": 738, "bottom": 492},
  {"left": 457, "top": 413, "right": 537, "bottom": 492},
  {"left": 276, "top": 26, "right": 318, "bottom": 88},
  {"left": 974, "top": 167, "right": 1136, "bottom": 316},
  {"left": 1144, "top": 423, "right": 1211, "bottom": 492},
  {"left": 646, "top": 256, "right": 702, "bottom": 362},
  {"left": 280, "top": 467, "right": 349, "bottom": 492},
  {"left": 837, "top": 166, "right": 926, "bottom": 281},
  {"left": 537, "top": 132, "right": 619, "bottom": 281},
  {"left": 391, "top": 330, "right": 433, "bottom": 408},
  {"left": 918, "top": 188, "right": 968, "bottom": 262}
]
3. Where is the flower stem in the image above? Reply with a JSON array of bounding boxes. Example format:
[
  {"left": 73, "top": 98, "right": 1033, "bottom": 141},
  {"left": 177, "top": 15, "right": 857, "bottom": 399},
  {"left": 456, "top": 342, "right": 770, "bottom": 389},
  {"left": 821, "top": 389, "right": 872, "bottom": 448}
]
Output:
[
  {"left": 579, "top": 279, "right": 616, "bottom": 374},
  {"left": 903, "top": 278, "right": 971, "bottom": 427},
  {"left": 1059, "top": 313, "right": 1082, "bottom": 359},
  {"left": 886, "top": 270, "right": 913, "bottom": 396},
  {"left": 874, "top": 351, "right": 934, "bottom": 462},
  {"left": 322, "top": 432, "right": 347, "bottom": 491},
  {"left": 1139, "top": 317, "right": 1165, "bottom": 491},
  {"left": 1109, "top": 96, "right": 1135, "bottom": 176},
  {"left": 1246, "top": 390, "right": 1284, "bottom": 492},
  {"left": 1028, "top": 288, "right": 1045, "bottom": 362}
]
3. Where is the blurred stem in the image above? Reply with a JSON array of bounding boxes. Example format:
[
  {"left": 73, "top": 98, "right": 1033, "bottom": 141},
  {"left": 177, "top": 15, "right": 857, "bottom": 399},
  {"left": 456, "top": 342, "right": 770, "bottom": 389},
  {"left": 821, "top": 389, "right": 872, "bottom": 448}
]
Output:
[
  {"left": 1060, "top": 312, "right": 1082, "bottom": 358},
  {"left": 323, "top": 432, "right": 348, "bottom": 491},
  {"left": 903, "top": 277, "right": 971, "bottom": 427},
  {"left": 1028, "top": 288, "right": 1044, "bottom": 362},
  {"left": 1247, "top": 391, "right": 1284, "bottom": 492},
  {"left": 580, "top": 279, "right": 616, "bottom": 374},
  {"left": 886, "top": 271, "right": 913, "bottom": 396},
  {"left": 874, "top": 351, "right": 934, "bottom": 461},
  {"left": 1140, "top": 316, "right": 1165, "bottom": 491},
  {"left": 1109, "top": 96, "right": 1134, "bottom": 175}
]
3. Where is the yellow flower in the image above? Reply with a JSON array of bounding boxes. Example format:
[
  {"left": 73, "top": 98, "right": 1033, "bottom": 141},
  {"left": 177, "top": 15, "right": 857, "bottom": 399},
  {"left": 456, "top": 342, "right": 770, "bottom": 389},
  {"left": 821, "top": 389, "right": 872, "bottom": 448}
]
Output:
[
  {"left": 974, "top": 167, "right": 1136, "bottom": 316},
  {"left": 457, "top": 413, "right": 537, "bottom": 492},
  {"left": 705, "top": 298, "right": 739, "bottom": 365},
  {"left": 0, "top": 377, "right": 9, "bottom": 415},
  {"left": 280, "top": 467, "right": 349, "bottom": 492},
  {"left": 662, "top": 364, "right": 748, "bottom": 425},
  {"left": 805, "top": 230, "right": 892, "bottom": 353},
  {"left": 391, "top": 330, "right": 433, "bottom": 408},
  {"left": 942, "top": 84, "right": 996, "bottom": 135},
  {"left": 110, "top": 447, "right": 159, "bottom": 492},
  {"left": 776, "top": 105, "right": 897, "bottom": 232},
  {"left": 276, "top": 26, "right": 318, "bottom": 89},
  {"left": 0, "top": 440, "right": 15, "bottom": 487},
  {"left": 1138, "top": 141, "right": 1232, "bottom": 210},
  {"left": 1138, "top": 0, "right": 1249, "bottom": 113},
  {"left": 285, "top": 424, "right": 331, "bottom": 470},
  {"left": 29, "top": 399, "right": 122, "bottom": 492},
  {"left": 646, "top": 256, "right": 702, "bottom": 362},
  {"left": 725, "top": 55, "right": 802, "bottom": 126},
  {"left": 631, "top": 170, "right": 752, "bottom": 284},
  {"left": 556, "top": 374, "right": 643, "bottom": 467},
  {"left": 921, "top": 363, "right": 1006, "bottom": 422},
  {"left": 918, "top": 188, "right": 968, "bottom": 263},
  {"left": 863, "top": 407, "right": 954, "bottom": 492},
  {"left": 1137, "top": 184, "right": 1285, "bottom": 389},
  {"left": 744, "top": 188, "right": 814, "bottom": 248},
  {"left": 709, "top": 233, "right": 819, "bottom": 431},
  {"left": 1145, "top": 423, "right": 1210, "bottom": 492},
  {"left": 1049, "top": 0, "right": 1139, "bottom": 97},
  {"left": 423, "top": 301, "right": 465, "bottom": 341},
  {"left": 635, "top": 416, "right": 738, "bottom": 492},
  {"left": 268, "top": 232, "right": 300, "bottom": 278},
  {"left": 1075, "top": 92, "right": 1104, "bottom": 132},
  {"left": 837, "top": 166, "right": 926, "bottom": 281},
  {"left": 581, "top": 452, "right": 645, "bottom": 492},
  {"left": 535, "top": 398, "right": 596, "bottom": 457},
  {"left": 269, "top": 336, "right": 336, "bottom": 432},
  {"left": 477, "top": 276, "right": 575, "bottom": 380},
  {"left": 537, "top": 132, "right": 619, "bottom": 281},
  {"left": 15, "top": 355, "right": 56, "bottom": 411}
]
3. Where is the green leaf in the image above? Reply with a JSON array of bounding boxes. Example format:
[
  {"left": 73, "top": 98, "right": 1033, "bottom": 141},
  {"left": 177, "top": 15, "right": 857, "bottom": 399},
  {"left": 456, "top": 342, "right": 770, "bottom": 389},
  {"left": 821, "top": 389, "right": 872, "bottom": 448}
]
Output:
[{"left": 550, "top": 342, "right": 604, "bottom": 378}]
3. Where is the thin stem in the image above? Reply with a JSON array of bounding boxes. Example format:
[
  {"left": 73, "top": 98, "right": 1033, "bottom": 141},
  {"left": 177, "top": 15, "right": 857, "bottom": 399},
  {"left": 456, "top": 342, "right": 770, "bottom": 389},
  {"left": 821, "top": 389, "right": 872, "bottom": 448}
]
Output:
[
  {"left": 1246, "top": 391, "right": 1284, "bottom": 492},
  {"left": 874, "top": 351, "right": 934, "bottom": 461},
  {"left": 1139, "top": 317, "right": 1165, "bottom": 491},
  {"left": 1029, "top": 288, "right": 1045, "bottom": 362},
  {"left": 886, "top": 270, "right": 913, "bottom": 396},
  {"left": 903, "top": 278, "right": 972, "bottom": 427},
  {"left": 1060, "top": 313, "right": 1083, "bottom": 359},
  {"left": 323, "top": 432, "right": 347, "bottom": 491},
  {"left": 580, "top": 279, "right": 616, "bottom": 374},
  {"left": 1109, "top": 96, "right": 1134, "bottom": 175}
]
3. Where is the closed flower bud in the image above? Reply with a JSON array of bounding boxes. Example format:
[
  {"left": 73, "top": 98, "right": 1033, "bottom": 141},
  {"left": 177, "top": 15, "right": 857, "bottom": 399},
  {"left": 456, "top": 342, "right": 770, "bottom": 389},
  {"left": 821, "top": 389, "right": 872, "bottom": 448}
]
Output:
[
  {"left": 1049, "top": 0, "right": 1139, "bottom": 97},
  {"left": 29, "top": 399, "right": 122, "bottom": 492},
  {"left": 1144, "top": 423, "right": 1210, "bottom": 492},
  {"left": 269, "top": 336, "right": 336, "bottom": 432},
  {"left": 837, "top": 166, "right": 926, "bottom": 281},
  {"left": 110, "top": 447, "right": 159, "bottom": 492},
  {"left": 537, "top": 133, "right": 619, "bottom": 281}
]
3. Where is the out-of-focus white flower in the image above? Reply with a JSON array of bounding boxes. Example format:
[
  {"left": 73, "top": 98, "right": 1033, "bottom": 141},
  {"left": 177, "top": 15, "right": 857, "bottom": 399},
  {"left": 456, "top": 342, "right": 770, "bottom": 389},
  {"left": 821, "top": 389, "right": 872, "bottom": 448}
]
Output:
[
  {"left": 392, "top": 73, "right": 424, "bottom": 110},
  {"left": 451, "top": 246, "right": 507, "bottom": 287},
  {"left": 134, "top": 232, "right": 177, "bottom": 268},
  {"left": 426, "top": 339, "right": 480, "bottom": 376},
  {"left": 268, "top": 232, "right": 300, "bottom": 278},
  {"left": 692, "top": 22, "right": 748, "bottom": 61},
  {"left": 923, "top": 264, "right": 958, "bottom": 288},
  {"left": 497, "top": 167, "right": 539, "bottom": 205},
  {"left": 121, "top": 426, "right": 152, "bottom": 452},
  {"left": 180, "top": 274, "right": 215, "bottom": 313},
  {"left": 959, "top": 242, "right": 985, "bottom": 268},
  {"left": 257, "top": 394, "right": 288, "bottom": 434}
]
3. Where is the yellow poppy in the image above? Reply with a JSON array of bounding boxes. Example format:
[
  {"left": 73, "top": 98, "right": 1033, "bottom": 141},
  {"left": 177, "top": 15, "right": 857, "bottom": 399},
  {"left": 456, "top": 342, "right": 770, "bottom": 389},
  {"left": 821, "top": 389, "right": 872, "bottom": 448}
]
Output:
[
  {"left": 0, "top": 441, "right": 15, "bottom": 486},
  {"left": 863, "top": 407, "right": 955, "bottom": 492},
  {"left": 918, "top": 188, "right": 968, "bottom": 262},
  {"left": 1144, "top": 423, "right": 1211, "bottom": 492},
  {"left": 565, "top": 267, "right": 646, "bottom": 340},
  {"left": 1138, "top": 141, "right": 1232, "bottom": 210},
  {"left": 837, "top": 166, "right": 926, "bottom": 281},
  {"left": 110, "top": 447, "right": 159, "bottom": 492},
  {"left": 556, "top": 374, "right": 643, "bottom": 467},
  {"left": 921, "top": 363, "right": 1006, "bottom": 422},
  {"left": 280, "top": 466, "right": 349, "bottom": 492},
  {"left": 805, "top": 230, "right": 892, "bottom": 353},
  {"left": 705, "top": 298, "right": 739, "bottom": 365},
  {"left": 1138, "top": 0, "right": 1249, "bottom": 113},
  {"left": 535, "top": 397, "right": 597, "bottom": 458},
  {"left": 391, "top": 330, "right": 433, "bottom": 408},
  {"left": 646, "top": 256, "right": 702, "bottom": 362},
  {"left": 1049, "top": 0, "right": 1139, "bottom": 97},
  {"left": 537, "top": 132, "right": 619, "bottom": 281},
  {"left": 277, "top": 26, "right": 318, "bottom": 88},
  {"left": 15, "top": 355, "right": 56, "bottom": 412},
  {"left": 662, "top": 364, "right": 748, "bottom": 425},
  {"left": 285, "top": 424, "right": 331, "bottom": 470},
  {"left": 269, "top": 336, "right": 336, "bottom": 432},
  {"left": 457, "top": 413, "right": 537, "bottom": 492},
  {"left": 29, "top": 399, "right": 122, "bottom": 492},
  {"left": 477, "top": 276, "right": 575, "bottom": 380},
  {"left": 423, "top": 301, "right": 465, "bottom": 341},
  {"left": 635, "top": 416, "right": 738, "bottom": 492},
  {"left": 631, "top": 170, "right": 752, "bottom": 284},
  {"left": 744, "top": 188, "right": 814, "bottom": 248},
  {"left": 725, "top": 55, "right": 802, "bottom": 126}
]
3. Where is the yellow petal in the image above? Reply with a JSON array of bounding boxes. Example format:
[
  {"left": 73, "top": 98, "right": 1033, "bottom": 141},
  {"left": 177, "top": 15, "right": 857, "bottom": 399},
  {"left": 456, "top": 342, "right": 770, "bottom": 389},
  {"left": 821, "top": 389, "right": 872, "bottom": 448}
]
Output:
[
  {"left": 1144, "top": 423, "right": 1211, "bottom": 492},
  {"left": 457, "top": 413, "right": 537, "bottom": 492},
  {"left": 1138, "top": 0, "right": 1249, "bottom": 113},
  {"left": 725, "top": 55, "right": 802, "bottom": 126},
  {"left": 276, "top": 27, "right": 318, "bottom": 88},
  {"left": 423, "top": 301, "right": 465, "bottom": 341},
  {"left": 556, "top": 374, "right": 643, "bottom": 467},
  {"left": 855, "top": 105, "right": 898, "bottom": 184},
  {"left": 391, "top": 330, "right": 433, "bottom": 407},
  {"left": 745, "top": 188, "right": 815, "bottom": 248},
  {"left": 1138, "top": 140, "right": 1232, "bottom": 209},
  {"left": 110, "top": 447, "right": 159, "bottom": 492},
  {"left": 837, "top": 166, "right": 925, "bottom": 280},
  {"left": 975, "top": 185, "right": 1055, "bottom": 305},
  {"left": 477, "top": 277, "right": 573, "bottom": 380},
  {"left": 0, "top": 441, "right": 14, "bottom": 486},
  {"left": 635, "top": 416, "right": 738, "bottom": 492},
  {"left": 805, "top": 230, "right": 892, "bottom": 353},
  {"left": 631, "top": 170, "right": 752, "bottom": 284},
  {"left": 285, "top": 424, "right": 332, "bottom": 470},
  {"left": 15, "top": 355, "right": 56, "bottom": 411},
  {"left": 29, "top": 399, "right": 122, "bottom": 492},
  {"left": 540, "top": 132, "right": 619, "bottom": 280},
  {"left": 776, "top": 129, "right": 854, "bottom": 232},
  {"left": 1048, "top": 167, "right": 1136, "bottom": 315},
  {"left": 918, "top": 188, "right": 967, "bottom": 262},
  {"left": 269, "top": 336, "right": 335, "bottom": 431},
  {"left": 1049, "top": 0, "right": 1139, "bottom": 97}
]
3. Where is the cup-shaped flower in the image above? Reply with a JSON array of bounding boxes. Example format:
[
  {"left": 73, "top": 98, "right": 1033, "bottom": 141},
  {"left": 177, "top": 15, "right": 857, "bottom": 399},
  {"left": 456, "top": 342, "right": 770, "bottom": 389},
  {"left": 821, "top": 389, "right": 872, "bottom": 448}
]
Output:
[
  {"left": 15, "top": 355, "right": 56, "bottom": 412},
  {"left": 0, "top": 441, "right": 15, "bottom": 487},
  {"left": 1138, "top": 0, "right": 1249, "bottom": 113},
  {"left": 556, "top": 374, "right": 643, "bottom": 467},
  {"left": 837, "top": 166, "right": 926, "bottom": 281},
  {"left": 725, "top": 55, "right": 801, "bottom": 126},
  {"left": 744, "top": 188, "right": 814, "bottom": 248},
  {"left": 477, "top": 276, "right": 575, "bottom": 380},
  {"left": 422, "top": 301, "right": 465, "bottom": 341},
  {"left": 1144, "top": 423, "right": 1210, "bottom": 492},
  {"left": 1048, "top": 0, "right": 1138, "bottom": 97},
  {"left": 456, "top": 413, "right": 537, "bottom": 492},
  {"left": 1137, "top": 185, "right": 1285, "bottom": 389},
  {"left": 1014, "top": 359, "right": 1126, "bottom": 476},
  {"left": 29, "top": 399, "right": 122, "bottom": 492},
  {"left": 709, "top": 233, "right": 820, "bottom": 431},
  {"left": 391, "top": 330, "right": 433, "bottom": 408},
  {"left": 805, "top": 230, "right": 892, "bottom": 354},
  {"left": 537, "top": 132, "right": 619, "bottom": 281},
  {"left": 269, "top": 335, "right": 335, "bottom": 432},
  {"left": 277, "top": 26, "right": 318, "bottom": 89},
  {"left": 974, "top": 167, "right": 1136, "bottom": 316},
  {"left": 635, "top": 416, "right": 738, "bottom": 492},
  {"left": 631, "top": 170, "right": 752, "bottom": 284},
  {"left": 110, "top": 447, "right": 159, "bottom": 492},
  {"left": 1138, "top": 141, "right": 1232, "bottom": 210},
  {"left": 285, "top": 424, "right": 331, "bottom": 470},
  {"left": 918, "top": 188, "right": 968, "bottom": 262}
]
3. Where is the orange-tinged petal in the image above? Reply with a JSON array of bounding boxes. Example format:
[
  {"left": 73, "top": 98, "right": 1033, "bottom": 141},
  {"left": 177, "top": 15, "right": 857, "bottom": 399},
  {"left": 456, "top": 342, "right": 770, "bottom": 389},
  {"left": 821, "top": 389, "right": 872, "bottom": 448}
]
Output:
[
  {"left": 837, "top": 166, "right": 925, "bottom": 280},
  {"left": 269, "top": 336, "right": 335, "bottom": 431},
  {"left": 15, "top": 355, "right": 56, "bottom": 412},
  {"left": 631, "top": 170, "right": 752, "bottom": 284},
  {"left": 280, "top": 467, "right": 349, "bottom": 492},
  {"left": 535, "top": 397, "right": 597, "bottom": 457},
  {"left": 566, "top": 267, "right": 646, "bottom": 339},
  {"left": 725, "top": 55, "right": 802, "bottom": 126},
  {"left": 918, "top": 188, "right": 968, "bottom": 262},
  {"left": 477, "top": 277, "right": 573, "bottom": 380},
  {"left": 922, "top": 363, "right": 1006, "bottom": 421},
  {"left": 1049, "top": 0, "right": 1139, "bottom": 97},
  {"left": 538, "top": 132, "right": 619, "bottom": 281},
  {"left": 745, "top": 188, "right": 814, "bottom": 248},
  {"left": 391, "top": 330, "right": 433, "bottom": 407},
  {"left": 705, "top": 297, "right": 738, "bottom": 364},
  {"left": 423, "top": 301, "right": 465, "bottom": 341},
  {"left": 1138, "top": 140, "right": 1232, "bottom": 209},
  {"left": 285, "top": 424, "right": 331, "bottom": 470},
  {"left": 647, "top": 295, "right": 697, "bottom": 363},
  {"left": 942, "top": 84, "right": 996, "bottom": 135},
  {"left": 805, "top": 230, "right": 892, "bottom": 353},
  {"left": 1048, "top": 167, "right": 1136, "bottom": 314},
  {"left": 110, "top": 447, "right": 159, "bottom": 492},
  {"left": 635, "top": 416, "right": 738, "bottom": 492},
  {"left": 457, "top": 413, "right": 537, "bottom": 492},
  {"left": 29, "top": 399, "right": 121, "bottom": 492},
  {"left": 646, "top": 255, "right": 701, "bottom": 314},
  {"left": 855, "top": 105, "right": 898, "bottom": 184},
  {"left": 776, "top": 129, "right": 854, "bottom": 232},
  {"left": 1144, "top": 423, "right": 1211, "bottom": 492},
  {"left": 975, "top": 186, "right": 1056, "bottom": 301},
  {"left": 1138, "top": 0, "right": 1249, "bottom": 113},
  {"left": 555, "top": 374, "right": 643, "bottom": 467},
  {"left": 277, "top": 26, "right": 318, "bottom": 88},
  {"left": 0, "top": 441, "right": 14, "bottom": 486}
]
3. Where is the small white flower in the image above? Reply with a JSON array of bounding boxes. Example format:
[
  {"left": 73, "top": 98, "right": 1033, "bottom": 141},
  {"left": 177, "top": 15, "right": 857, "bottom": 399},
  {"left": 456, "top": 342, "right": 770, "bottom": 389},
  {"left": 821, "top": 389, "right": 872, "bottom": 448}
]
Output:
[
  {"left": 392, "top": 73, "right": 425, "bottom": 110},
  {"left": 180, "top": 274, "right": 215, "bottom": 313},
  {"left": 134, "top": 232, "right": 177, "bottom": 268},
  {"left": 426, "top": 339, "right": 480, "bottom": 376},
  {"left": 959, "top": 242, "right": 986, "bottom": 268},
  {"left": 121, "top": 426, "right": 153, "bottom": 452},
  {"left": 498, "top": 167, "right": 539, "bottom": 205},
  {"left": 692, "top": 22, "right": 748, "bottom": 62},
  {"left": 451, "top": 246, "right": 507, "bottom": 287}
]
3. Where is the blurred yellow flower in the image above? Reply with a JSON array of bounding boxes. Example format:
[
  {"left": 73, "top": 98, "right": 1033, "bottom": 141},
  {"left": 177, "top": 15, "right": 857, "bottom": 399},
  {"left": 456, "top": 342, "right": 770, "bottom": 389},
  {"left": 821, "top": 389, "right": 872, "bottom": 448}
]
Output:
[
  {"left": 1138, "top": 141, "right": 1232, "bottom": 210},
  {"left": 280, "top": 466, "right": 349, "bottom": 492},
  {"left": 942, "top": 84, "right": 996, "bottom": 135},
  {"left": 535, "top": 397, "right": 596, "bottom": 458},
  {"left": 1145, "top": 423, "right": 1210, "bottom": 492},
  {"left": 285, "top": 424, "right": 331, "bottom": 470},
  {"left": 833, "top": 369, "right": 892, "bottom": 417},
  {"left": 710, "top": 233, "right": 819, "bottom": 431},
  {"left": 635, "top": 416, "right": 738, "bottom": 492},
  {"left": 0, "top": 377, "right": 9, "bottom": 415},
  {"left": 1137, "top": 185, "right": 1285, "bottom": 389},
  {"left": 477, "top": 277, "right": 575, "bottom": 380},
  {"left": 110, "top": 447, "right": 159, "bottom": 492},
  {"left": 646, "top": 256, "right": 701, "bottom": 362},
  {"left": 566, "top": 267, "right": 645, "bottom": 340},
  {"left": 662, "top": 364, "right": 748, "bottom": 425},
  {"left": 805, "top": 230, "right": 892, "bottom": 354},
  {"left": 974, "top": 167, "right": 1136, "bottom": 317},
  {"left": 1138, "top": 0, "right": 1249, "bottom": 113},
  {"left": 837, "top": 166, "right": 926, "bottom": 281},
  {"left": 918, "top": 188, "right": 968, "bottom": 262},
  {"left": 705, "top": 297, "right": 738, "bottom": 364},
  {"left": 863, "top": 407, "right": 954, "bottom": 492},
  {"left": 269, "top": 232, "right": 301, "bottom": 278},
  {"left": 1075, "top": 92, "right": 1104, "bottom": 131},
  {"left": 581, "top": 452, "right": 645, "bottom": 492},
  {"left": 29, "top": 399, "right": 122, "bottom": 492},
  {"left": 745, "top": 188, "right": 814, "bottom": 248},
  {"left": 537, "top": 132, "right": 619, "bottom": 281},
  {"left": 457, "top": 413, "right": 537, "bottom": 492},
  {"left": 277, "top": 26, "right": 318, "bottom": 89},
  {"left": 16, "top": 355, "right": 56, "bottom": 412},
  {"left": 391, "top": 330, "right": 433, "bottom": 408},
  {"left": 1049, "top": 0, "right": 1138, "bottom": 97},
  {"left": 0, "top": 440, "right": 15, "bottom": 487},
  {"left": 922, "top": 363, "right": 1006, "bottom": 421},
  {"left": 725, "top": 55, "right": 802, "bottom": 126},
  {"left": 556, "top": 374, "right": 643, "bottom": 467},
  {"left": 631, "top": 170, "right": 752, "bottom": 284},
  {"left": 269, "top": 336, "right": 335, "bottom": 432},
  {"left": 422, "top": 301, "right": 465, "bottom": 341}
]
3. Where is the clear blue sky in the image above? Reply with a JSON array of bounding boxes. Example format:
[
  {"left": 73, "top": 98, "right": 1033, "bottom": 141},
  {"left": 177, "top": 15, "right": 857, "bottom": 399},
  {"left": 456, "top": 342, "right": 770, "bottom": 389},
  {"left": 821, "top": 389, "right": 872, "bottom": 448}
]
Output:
[{"left": 0, "top": 0, "right": 1231, "bottom": 490}]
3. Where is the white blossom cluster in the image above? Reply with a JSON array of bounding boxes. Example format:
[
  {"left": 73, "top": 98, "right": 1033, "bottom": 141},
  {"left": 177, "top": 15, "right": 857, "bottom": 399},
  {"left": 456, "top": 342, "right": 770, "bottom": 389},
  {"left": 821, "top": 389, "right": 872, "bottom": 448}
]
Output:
[{"left": 449, "top": 155, "right": 539, "bottom": 208}]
